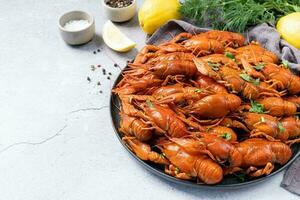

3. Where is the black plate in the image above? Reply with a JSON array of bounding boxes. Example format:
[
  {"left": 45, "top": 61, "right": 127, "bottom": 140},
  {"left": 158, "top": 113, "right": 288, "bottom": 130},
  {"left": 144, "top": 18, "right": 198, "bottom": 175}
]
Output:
[{"left": 110, "top": 70, "right": 300, "bottom": 189}]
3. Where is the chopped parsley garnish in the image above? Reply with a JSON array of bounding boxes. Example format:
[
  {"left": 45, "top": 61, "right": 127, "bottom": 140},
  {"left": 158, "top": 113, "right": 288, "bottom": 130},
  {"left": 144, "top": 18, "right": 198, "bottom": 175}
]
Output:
[
  {"left": 220, "top": 133, "right": 232, "bottom": 140},
  {"left": 159, "top": 153, "right": 166, "bottom": 159},
  {"left": 225, "top": 52, "right": 235, "bottom": 60},
  {"left": 146, "top": 99, "right": 154, "bottom": 108},
  {"left": 240, "top": 73, "right": 252, "bottom": 82},
  {"left": 240, "top": 73, "right": 260, "bottom": 85},
  {"left": 175, "top": 167, "right": 181, "bottom": 174},
  {"left": 278, "top": 122, "right": 285, "bottom": 133},
  {"left": 249, "top": 100, "right": 267, "bottom": 114},
  {"left": 252, "top": 78, "right": 260, "bottom": 86},
  {"left": 205, "top": 127, "right": 212, "bottom": 132},
  {"left": 282, "top": 60, "right": 289, "bottom": 69},
  {"left": 253, "top": 63, "right": 265, "bottom": 71},
  {"left": 195, "top": 88, "right": 203, "bottom": 93}
]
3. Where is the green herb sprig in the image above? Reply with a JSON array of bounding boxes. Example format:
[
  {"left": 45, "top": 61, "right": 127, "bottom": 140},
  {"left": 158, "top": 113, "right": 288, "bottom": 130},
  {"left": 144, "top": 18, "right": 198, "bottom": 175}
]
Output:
[
  {"left": 240, "top": 73, "right": 260, "bottom": 86},
  {"left": 278, "top": 122, "right": 285, "bottom": 133},
  {"left": 249, "top": 100, "right": 268, "bottom": 114},
  {"left": 180, "top": 0, "right": 300, "bottom": 33},
  {"left": 220, "top": 133, "right": 232, "bottom": 140},
  {"left": 282, "top": 60, "right": 290, "bottom": 69},
  {"left": 254, "top": 63, "right": 265, "bottom": 71}
]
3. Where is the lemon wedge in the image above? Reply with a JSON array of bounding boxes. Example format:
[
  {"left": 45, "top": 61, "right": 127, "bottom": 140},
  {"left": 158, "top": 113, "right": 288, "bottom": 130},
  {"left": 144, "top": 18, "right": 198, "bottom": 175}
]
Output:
[{"left": 102, "top": 20, "right": 136, "bottom": 52}]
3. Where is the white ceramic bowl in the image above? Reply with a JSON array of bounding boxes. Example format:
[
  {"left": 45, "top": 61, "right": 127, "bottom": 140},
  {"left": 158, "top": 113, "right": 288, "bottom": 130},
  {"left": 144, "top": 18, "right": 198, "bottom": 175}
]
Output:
[
  {"left": 58, "top": 10, "right": 95, "bottom": 45},
  {"left": 102, "top": 0, "right": 137, "bottom": 22}
]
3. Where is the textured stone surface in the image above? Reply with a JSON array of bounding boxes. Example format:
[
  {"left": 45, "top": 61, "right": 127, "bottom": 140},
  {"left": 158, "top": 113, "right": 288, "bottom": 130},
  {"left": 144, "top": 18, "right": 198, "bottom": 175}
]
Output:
[{"left": 0, "top": 0, "right": 298, "bottom": 199}]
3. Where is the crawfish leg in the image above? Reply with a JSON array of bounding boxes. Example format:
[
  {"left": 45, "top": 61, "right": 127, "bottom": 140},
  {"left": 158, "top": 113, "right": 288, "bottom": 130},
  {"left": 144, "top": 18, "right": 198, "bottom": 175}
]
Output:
[
  {"left": 249, "top": 130, "right": 279, "bottom": 142},
  {"left": 223, "top": 167, "right": 243, "bottom": 175},
  {"left": 143, "top": 120, "right": 166, "bottom": 135},
  {"left": 286, "top": 138, "right": 300, "bottom": 146},
  {"left": 177, "top": 116, "right": 204, "bottom": 131},
  {"left": 165, "top": 164, "right": 192, "bottom": 180},
  {"left": 123, "top": 137, "right": 169, "bottom": 165},
  {"left": 246, "top": 162, "right": 274, "bottom": 177}
]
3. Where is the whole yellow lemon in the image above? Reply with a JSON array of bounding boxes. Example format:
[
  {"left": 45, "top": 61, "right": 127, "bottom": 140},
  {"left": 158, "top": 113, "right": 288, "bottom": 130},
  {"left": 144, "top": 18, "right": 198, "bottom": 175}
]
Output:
[
  {"left": 277, "top": 12, "right": 300, "bottom": 49},
  {"left": 138, "top": 0, "right": 181, "bottom": 34}
]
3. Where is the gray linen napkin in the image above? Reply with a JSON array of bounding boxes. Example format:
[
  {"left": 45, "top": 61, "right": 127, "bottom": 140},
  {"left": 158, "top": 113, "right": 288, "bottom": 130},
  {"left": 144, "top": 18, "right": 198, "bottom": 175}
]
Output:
[{"left": 147, "top": 19, "right": 300, "bottom": 195}]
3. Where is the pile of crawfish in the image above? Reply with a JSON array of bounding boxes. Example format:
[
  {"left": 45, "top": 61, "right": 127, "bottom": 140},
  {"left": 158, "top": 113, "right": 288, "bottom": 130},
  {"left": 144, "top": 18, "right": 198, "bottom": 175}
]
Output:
[{"left": 113, "top": 30, "right": 300, "bottom": 185}]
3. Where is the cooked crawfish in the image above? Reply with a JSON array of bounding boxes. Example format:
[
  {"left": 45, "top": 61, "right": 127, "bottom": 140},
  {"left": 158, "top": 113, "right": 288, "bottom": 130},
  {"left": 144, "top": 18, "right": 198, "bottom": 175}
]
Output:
[
  {"left": 171, "top": 30, "right": 245, "bottom": 48},
  {"left": 149, "top": 59, "right": 198, "bottom": 78},
  {"left": 185, "top": 94, "right": 241, "bottom": 118},
  {"left": 233, "top": 112, "right": 289, "bottom": 142},
  {"left": 119, "top": 113, "right": 153, "bottom": 142},
  {"left": 199, "top": 30, "right": 245, "bottom": 47},
  {"left": 123, "top": 137, "right": 170, "bottom": 165},
  {"left": 260, "top": 63, "right": 300, "bottom": 95},
  {"left": 195, "top": 57, "right": 281, "bottom": 99},
  {"left": 156, "top": 138, "right": 223, "bottom": 184},
  {"left": 256, "top": 97, "right": 297, "bottom": 117},
  {"left": 284, "top": 96, "right": 300, "bottom": 108},
  {"left": 235, "top": 138, "right": 292, "bottom": 177},
  {"left": 119, "top": 95, "right": 149, "bottom": 120},
  {"left": 146, "top": 52, "right": 195, "bottom": 65},
  {"left": 152, "top": 84, "right": 213, "bottom": 104},
  {"left": 196, "top": 54, "right": 240, "bottom": 70},
  {"left": 170, "top": 32, "right": 225, "bottom": 56},
  {"left": 168, "top": 134, "right": 242, "bottom": 168},
  {"left": 113, "top": 74, "right": 163, "bottom": 95},
  {"left": 192, "top": 73, "right": 228, "bottom": 94},
  {"left": 137, "top": 102, "right": 190, "bottom": 137},
  {"left": 232, "top": 43, "right": 279, "bottom": 64},
  {"left": 207, "top": 126, "right": 237, "bottom": 142},
  {"left": 281, "top": 117, "right": 300, "bottom": 145},
  {"left": 134, "top": 44, "right": 189, "bottom": 64},
  {"left": 184, "top": 38, "right": 224, "bottom": 56}
]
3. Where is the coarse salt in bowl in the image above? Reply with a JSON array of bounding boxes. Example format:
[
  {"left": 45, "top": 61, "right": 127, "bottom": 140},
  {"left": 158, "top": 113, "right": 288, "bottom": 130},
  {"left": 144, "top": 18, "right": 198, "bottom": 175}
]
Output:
[
  {"left": 64, "top": 19, "right": 90, "bottom": 31},
  {"left": 58, "top": 10, "right": 95, "bottom": 45}
]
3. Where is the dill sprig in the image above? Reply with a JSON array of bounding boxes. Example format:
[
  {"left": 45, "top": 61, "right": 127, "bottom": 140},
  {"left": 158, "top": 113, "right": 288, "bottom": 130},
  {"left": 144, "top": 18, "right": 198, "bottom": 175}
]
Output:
[{"left": 180, "top": 0, "right": 300, "bottom": 33}]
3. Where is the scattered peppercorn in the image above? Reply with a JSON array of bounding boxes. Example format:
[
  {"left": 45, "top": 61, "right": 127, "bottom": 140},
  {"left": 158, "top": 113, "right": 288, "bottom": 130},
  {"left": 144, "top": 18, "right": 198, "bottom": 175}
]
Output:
[
  {"left": 97, "top": 64, "right": 101, "bottom": 68},
  {"left": 108, "top": 72, "right": 112, "bottom": 75},
  {"left": 93, "top": 51, "right": 96, "bottom": 54},
  {"left": 107, "top": 76, "right": 110, "bottom": 80},
  {"left": 99, "top": 90, "right": 103, "bottom": 94},
  {"left": 91, "top": 65, "right": 96, "bottom": 71},
  {"left": 87, "top": 76, "right": 91, "bottom": 82},
  {"left": 97, "top": 81, "right": 101, "bottom": 86},
  {"left": 114, "top": 63, "right": 118, "bottom": 67},
  {"left": 97, "top": 49, "right": 101, "bottom": 52}
]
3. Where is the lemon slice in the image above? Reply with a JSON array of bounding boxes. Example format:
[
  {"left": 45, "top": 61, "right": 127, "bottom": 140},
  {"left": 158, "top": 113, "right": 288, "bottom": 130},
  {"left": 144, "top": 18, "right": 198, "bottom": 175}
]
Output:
[{"left": 102, "top": 20, "right": 136, "bottom": 52}]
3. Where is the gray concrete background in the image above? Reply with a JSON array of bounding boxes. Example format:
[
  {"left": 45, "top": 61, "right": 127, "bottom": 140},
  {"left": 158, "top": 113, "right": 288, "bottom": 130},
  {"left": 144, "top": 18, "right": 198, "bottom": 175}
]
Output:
[{"left": 0, "top": 0, "right": 298, "bottom": 199}]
